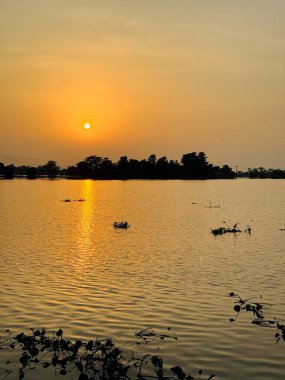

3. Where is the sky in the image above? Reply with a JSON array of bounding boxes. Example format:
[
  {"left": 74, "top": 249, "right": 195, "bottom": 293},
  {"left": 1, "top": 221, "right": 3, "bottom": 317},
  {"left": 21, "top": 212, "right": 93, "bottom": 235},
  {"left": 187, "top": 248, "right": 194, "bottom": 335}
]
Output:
[{"left": 0, "top": 0, "right": 284, "bottom": 169}]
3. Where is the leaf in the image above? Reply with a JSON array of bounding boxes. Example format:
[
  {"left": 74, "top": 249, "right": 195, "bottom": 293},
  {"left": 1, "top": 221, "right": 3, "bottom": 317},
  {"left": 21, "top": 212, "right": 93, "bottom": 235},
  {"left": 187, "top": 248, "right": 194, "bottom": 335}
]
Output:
[
  {"left": 52, "top": 356, "right": 58, "bottom": 367},
  {"left": 29, "top": 346, "right": 39, "bottom": 357},
  {"left": 56, "top": 329, "right": 63, "bottom": 338},
  {"left": 19, "top": 353, "right": 29, "bottom": 368},
  {"left": 234, "top": 305, "right": 241, "bottom": 313},
  {"left": 171, "top": 366, "right": 186, "bottom": 379},
  {"left": 151, "top": 356, "right": 163, "bottom": 369},
  {"left": 19, "top": 369, "right": 25, "bottom": 380},
  {"left": 78, "top": 373, "right": 89, "bottom": 380},
  {"left": 85, "top": 340, "right": 93, "bottom": 351},
  {"left": 76, "top": 362, "right": 83, "bottom": 372}
]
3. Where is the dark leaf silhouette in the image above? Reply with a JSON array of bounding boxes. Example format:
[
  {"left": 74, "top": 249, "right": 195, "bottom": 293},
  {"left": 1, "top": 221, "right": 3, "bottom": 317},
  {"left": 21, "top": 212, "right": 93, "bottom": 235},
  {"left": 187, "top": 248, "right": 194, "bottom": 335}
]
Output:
[
  {"left": 56, "top": 329, "right": 63, "bottom": 337},
  {"left": 171, "top": 366, "right": 186, "bottom": 379}
]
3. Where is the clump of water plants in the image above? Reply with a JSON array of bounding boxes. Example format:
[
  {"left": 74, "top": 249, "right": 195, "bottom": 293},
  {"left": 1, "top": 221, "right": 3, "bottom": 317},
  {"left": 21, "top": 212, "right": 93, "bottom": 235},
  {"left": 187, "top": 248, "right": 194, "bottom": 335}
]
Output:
[
  {"left": 113, "top": 222, "right": 130, "bottom": 229},
  {"left": 135, "top": 327, "right": 178, "bottom": 344},
  {"left": 61, "top": 198, "right": 86, "bottom": 202},
  {"left": 0, "top": 328, "right": 215, "bottom": 380},
  {"left": 211, "top": 222, "right": 251, "bottom": 236},
  {"left": 228, "top": 292, "right": 285, "bottom": 343}
]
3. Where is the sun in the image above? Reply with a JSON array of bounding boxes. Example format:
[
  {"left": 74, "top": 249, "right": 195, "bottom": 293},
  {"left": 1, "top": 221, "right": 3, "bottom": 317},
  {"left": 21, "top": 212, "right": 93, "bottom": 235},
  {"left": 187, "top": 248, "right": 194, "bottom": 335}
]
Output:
[{"left": 83, "top": 122, "right": 91, "bottom": 130}]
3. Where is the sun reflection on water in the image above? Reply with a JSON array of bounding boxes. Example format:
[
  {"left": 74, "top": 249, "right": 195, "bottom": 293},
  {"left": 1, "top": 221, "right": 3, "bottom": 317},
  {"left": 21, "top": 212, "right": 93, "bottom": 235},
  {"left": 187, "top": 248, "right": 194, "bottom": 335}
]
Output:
[{"left": 75, "top": 180, "right": 95, "bottom": 275}]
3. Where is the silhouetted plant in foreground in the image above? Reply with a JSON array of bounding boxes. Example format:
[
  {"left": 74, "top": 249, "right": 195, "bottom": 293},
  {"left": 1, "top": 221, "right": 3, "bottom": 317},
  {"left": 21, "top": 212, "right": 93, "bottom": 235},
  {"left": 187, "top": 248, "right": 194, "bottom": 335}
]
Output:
[
  {"left": 211, "top": 222, "right": 251, "bottom": 236},
  {"left": 228, "top": 292, "right": 285, "bottom": 343},
  {"left": 0, "top": 328, "right": 215, "bottom": 380}
]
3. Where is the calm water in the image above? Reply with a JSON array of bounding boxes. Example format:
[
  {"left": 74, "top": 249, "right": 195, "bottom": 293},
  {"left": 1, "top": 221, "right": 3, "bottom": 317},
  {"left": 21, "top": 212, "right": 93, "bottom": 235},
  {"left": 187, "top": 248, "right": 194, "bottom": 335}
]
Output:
[{"left": 1, "top": 179, "right": 285, "bottom": 379}]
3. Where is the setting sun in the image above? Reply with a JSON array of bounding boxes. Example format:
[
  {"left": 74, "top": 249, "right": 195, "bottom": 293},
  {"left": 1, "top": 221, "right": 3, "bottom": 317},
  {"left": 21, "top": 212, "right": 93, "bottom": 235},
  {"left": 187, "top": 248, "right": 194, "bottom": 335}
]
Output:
[{"left": 83, "top": 122, "right": 91, "bottom": 130}]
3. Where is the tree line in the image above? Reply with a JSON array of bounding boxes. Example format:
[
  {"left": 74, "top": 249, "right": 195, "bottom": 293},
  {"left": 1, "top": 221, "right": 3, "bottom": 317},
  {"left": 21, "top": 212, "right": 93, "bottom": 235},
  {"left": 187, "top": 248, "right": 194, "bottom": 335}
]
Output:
[
  {"left": 0, "top": 160, "right": 61, "bottom": 179},
  {"left": 2, "top": 154, "right": 284, "bottom": 180},
  {"left": 238, "top": 167, "right": 285, "bottom": 179},
  {"left": 0, "top": 152, "right": 236, "bottom": 179}
]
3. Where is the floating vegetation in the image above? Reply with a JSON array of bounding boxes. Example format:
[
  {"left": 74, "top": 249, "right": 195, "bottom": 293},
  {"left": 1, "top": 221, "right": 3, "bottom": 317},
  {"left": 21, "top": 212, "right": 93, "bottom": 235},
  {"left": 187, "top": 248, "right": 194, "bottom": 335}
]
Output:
[
  {"left": 244, "top": 225, "right": 252, "bottom": 234},
  {"left": 228, "top": 292, "right": 285, "bottom": 343},
  {"left": 205, "top": 202, "right": 221, "bottom": 209},
  {"left": 61, "top": 199, "right": 86, "bottom": 202},
  {"left": 113, "top": 222, "right": 130, "bottom": 229},
  {"left": 211, "top": 222, "right": 251, "bottom": 236},
  {"left": 0, "top": 328, "right": 215, "bottom": 380},
  {"left": 135, "top": 327, "right": 178, "bottom": 344}
]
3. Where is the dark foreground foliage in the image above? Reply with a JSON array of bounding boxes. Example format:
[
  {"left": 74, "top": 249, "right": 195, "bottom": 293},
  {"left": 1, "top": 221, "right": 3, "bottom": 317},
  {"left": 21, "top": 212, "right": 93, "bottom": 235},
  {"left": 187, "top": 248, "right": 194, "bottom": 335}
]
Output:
[
  {"left": 0, "top": 328, "right": 215, "bottom": 380},
  {"left": 229, "top": 292, "right": 285, "bottom": 343}
]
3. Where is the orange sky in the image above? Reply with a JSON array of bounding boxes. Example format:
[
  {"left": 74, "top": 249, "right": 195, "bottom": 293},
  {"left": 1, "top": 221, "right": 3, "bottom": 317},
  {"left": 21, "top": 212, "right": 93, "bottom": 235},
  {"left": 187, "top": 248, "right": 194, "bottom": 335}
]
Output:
[{"left": 0, "top": 1, "right": 284, "bottom": 169}]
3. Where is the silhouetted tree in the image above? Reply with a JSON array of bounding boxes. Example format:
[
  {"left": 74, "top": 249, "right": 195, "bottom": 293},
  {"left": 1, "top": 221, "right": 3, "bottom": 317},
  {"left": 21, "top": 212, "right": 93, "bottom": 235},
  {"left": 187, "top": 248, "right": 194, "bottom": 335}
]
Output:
[
  {"left": 100, "top": 157, "right": 115, "bottom": 178},
  {"left": 215, "top": 165, "right": 236, "bottom": 179},
  {"left": 3, "top": 164, "right": 15, "bottom": 179},
  {"left": 1, "top": 152, "right": 240, "bottom": 180},
  {"left": 27, "top": 167, "right": 38, "bottom": 179},
  {"left": 181, "top": 152, "right": 214, "bottom": 179},
  {"left": 0, "top": 162, "right": 4, "bottom": 177},
  {"left": 118, "top": 156, "right": 129, "bottom": 178},
  {"left": 42, "top": 161, "right": 60, "bottom": 179}
]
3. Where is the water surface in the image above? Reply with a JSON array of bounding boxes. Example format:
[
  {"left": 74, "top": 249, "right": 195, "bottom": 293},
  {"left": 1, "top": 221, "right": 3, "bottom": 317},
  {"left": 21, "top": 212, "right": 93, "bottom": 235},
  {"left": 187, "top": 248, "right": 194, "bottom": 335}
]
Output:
[{"left": 1, "top": 179, "right": 285, "bottom": 379}]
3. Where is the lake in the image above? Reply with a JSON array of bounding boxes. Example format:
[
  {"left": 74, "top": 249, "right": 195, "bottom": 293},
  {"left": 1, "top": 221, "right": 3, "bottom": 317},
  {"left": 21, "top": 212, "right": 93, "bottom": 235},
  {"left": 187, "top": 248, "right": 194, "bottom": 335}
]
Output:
[{"left": 1, "top": 179, "right": 285, "bottom": 379}]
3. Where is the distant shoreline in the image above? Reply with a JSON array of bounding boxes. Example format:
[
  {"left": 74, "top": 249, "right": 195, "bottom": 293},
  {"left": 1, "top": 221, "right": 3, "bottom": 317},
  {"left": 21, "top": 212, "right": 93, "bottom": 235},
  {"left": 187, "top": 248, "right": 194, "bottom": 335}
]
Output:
[
  {"left": 2, "top": 152, "right": 285, "bottom": 179},
  {"left": 1, "top": 176, "right": 285, "bottom": 181}
]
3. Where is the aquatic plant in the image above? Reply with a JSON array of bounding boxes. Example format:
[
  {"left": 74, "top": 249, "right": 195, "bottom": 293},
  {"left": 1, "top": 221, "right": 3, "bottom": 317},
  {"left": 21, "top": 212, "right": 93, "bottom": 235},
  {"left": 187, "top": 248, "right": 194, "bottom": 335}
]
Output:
[
  {"left": 205, "top": 202, "right": 221, "bottom": 209},
  {"left": 113, "top": 222, "right": 130, "bottom": 229},
  {"left": 211, "top": 222, "right": 251, "bottom": 236},
  {"left": 228, "top": 292, "right": 285, "bottom": 343},
  {"left": 0, "top": 328, "right": 215, "bottom": 380},
  {"left": 61, "top": 199, "right": 86, "bottom": 202},
  {"left": 135, "top": 327, "right": 178, "bottom": 344}
]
